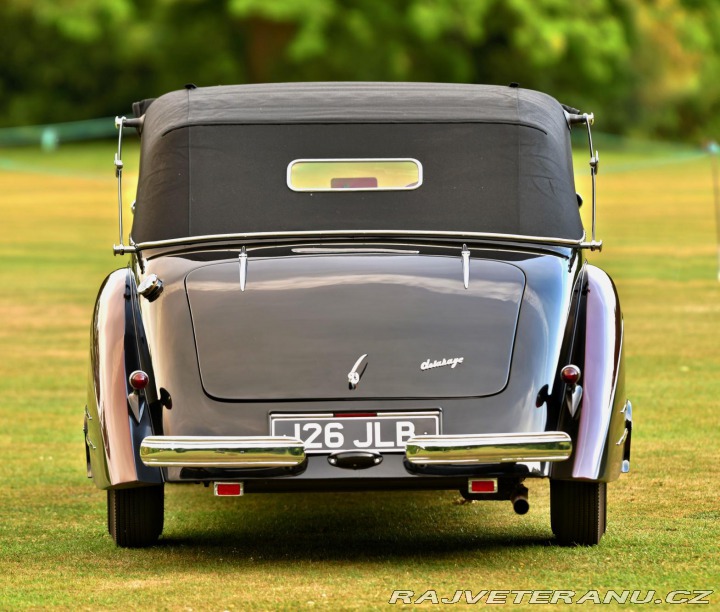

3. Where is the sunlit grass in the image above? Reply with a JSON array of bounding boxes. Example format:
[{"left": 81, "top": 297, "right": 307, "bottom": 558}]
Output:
[{"left": 0, "top": 141, "right": 718, "bottom": 609}]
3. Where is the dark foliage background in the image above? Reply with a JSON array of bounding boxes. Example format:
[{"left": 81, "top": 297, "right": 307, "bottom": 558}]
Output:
[{"left": 2, "top": 0, "right": 720, "bottom": 140}]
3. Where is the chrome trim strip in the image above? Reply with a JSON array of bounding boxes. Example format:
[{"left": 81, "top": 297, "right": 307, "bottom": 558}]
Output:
[
  {"left": 461, "top": 243, "right": 470, "bottom": 289},
  {"left": 405, "top": 432, "right": 572, "bottom": 465},
  {"left": 132, "top": 230, "right": 600, "bottom": 253},
  {"left": 238, "top": 246, "right": 248, "bottom": 292},
  {"left": 291, "top": 247, "right": 420, "bottom": 254},
  {"left": 139, "top": 436, "right": 306, "bottom": 468},
  {"left": 287, "top": 158, "right": 423, "bottom": 192}
]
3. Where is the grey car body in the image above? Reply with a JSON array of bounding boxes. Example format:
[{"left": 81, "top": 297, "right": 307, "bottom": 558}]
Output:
[{"left": 85, "top": 82, "right": 631, "bottom": 547}]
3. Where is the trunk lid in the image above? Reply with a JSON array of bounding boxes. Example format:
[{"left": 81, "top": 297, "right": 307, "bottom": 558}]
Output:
[{"left": 185, "top": 253, "right": 525, "bottom": 400}]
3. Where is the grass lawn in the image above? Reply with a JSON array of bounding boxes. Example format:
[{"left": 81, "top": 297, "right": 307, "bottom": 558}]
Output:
[{"left": 0, "top": 140, "right": 718, "bottom": 610}]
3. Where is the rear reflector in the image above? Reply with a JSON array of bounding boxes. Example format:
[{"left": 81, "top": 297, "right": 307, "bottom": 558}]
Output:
[
  {"left": 468, "top": 478, "right": 497, "bottom": 494},
  {"left": 214, "top": 482, "right": 243, "bottom": 497}
]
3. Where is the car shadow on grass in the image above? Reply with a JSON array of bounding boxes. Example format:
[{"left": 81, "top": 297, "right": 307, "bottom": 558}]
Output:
[{"left": 155, "top": 489, "right": 557, "bottom": 560}]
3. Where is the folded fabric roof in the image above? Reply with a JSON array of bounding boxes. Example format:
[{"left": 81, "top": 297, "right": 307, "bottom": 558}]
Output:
[{"left": 130, "top": 83, "right": 584, "bottom": 244}]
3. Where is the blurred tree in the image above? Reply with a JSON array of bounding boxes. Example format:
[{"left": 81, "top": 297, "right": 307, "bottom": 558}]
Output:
[
  {"left": 0, "top": 0, "right": 251, "bottom": 124},
  {"left": 0, "top": 0, "right": 718, "bottom": 140},
  {"left": 629, "top": 0, "right": 720, "bottom": 139},
  {"left": 226, "top": 0, "right": 636, "bottom": 132}
]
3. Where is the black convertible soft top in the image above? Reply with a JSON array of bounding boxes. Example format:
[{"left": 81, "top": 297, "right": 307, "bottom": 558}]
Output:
[{"left": 130, "top": 82, "right": 584, "bottom": 244}]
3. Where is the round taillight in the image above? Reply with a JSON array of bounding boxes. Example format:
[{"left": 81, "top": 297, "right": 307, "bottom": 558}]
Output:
[
  {"left": 129, "top": 370, "right": 149, "bottom": 391},
  {"left": 560, "top": 364, "right": 581, "bottom": 385}
]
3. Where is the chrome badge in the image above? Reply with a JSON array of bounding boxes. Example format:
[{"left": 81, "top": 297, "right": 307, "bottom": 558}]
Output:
[
  {"left": 348, "top": 354, "right": 368, "bottom": 389},
  {"left": 421, "top": 357, "right": 464, "bottom": 371}
]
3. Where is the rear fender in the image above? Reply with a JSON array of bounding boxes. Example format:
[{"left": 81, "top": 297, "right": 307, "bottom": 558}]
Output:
[
  {"left": 560, "top": 265, "right": 629, "bottom": 482},
  {"left": 85, "top": 268, "right": 163, "bottom": 489}
]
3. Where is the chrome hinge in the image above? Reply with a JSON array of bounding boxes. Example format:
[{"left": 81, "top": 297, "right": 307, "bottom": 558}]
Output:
[
  {"left": 239, "top": 246, "right": 248, "bottom": 292},
  {"left": 461, "top": 244, "right": 470, "bottom": 289}
]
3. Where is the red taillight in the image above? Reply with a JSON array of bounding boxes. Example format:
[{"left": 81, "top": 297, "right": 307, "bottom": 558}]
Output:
[
  {"left": 560, "top": 364, "right": 581, "bottom": 385},
  {"left": 468, "top": 478, "right": 497, "bottom": 494},
  {"left": 214, "top": 482, "right": 243, "bottom": 497},
  {"left": 128, "top": 370, "right": 149, "bottom": 390}
]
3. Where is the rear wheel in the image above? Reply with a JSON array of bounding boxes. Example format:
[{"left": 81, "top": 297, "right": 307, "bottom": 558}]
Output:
[
  {"left": 550, "top": 480, "right": 606, "bottom": 546},
  {"left": 107, "top": 485, "right": 164, "bottom": 548}
]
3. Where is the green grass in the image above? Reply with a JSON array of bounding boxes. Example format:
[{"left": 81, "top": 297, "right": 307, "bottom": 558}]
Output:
[
  {"left": 1, "top": 140, "right": 719, "bottom": 610},
  {"left": 0, "top": 141, "right": 140, "bottom": 177}
]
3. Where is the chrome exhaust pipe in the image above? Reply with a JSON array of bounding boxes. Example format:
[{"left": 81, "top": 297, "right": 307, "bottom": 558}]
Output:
[{"left": 511, "top": 485, "right": 529, "bottom": 515}]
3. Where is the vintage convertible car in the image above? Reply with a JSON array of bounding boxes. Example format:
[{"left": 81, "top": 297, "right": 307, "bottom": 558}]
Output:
[{"left": 84, "top": 82, "right": 632, "bottom": 548}]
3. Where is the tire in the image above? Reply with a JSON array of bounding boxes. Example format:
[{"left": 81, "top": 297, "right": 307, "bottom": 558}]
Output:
[
  {"left": 107, "top": 485, "right": 164, "bottom": 548},
  {"left": 550, "top": 480, "right": 606, "bottom": 546}
]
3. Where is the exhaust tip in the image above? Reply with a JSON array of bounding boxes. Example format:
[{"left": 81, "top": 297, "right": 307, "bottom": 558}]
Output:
[{"left": 511, "top": 485, "right": 529, "bottom": 515}]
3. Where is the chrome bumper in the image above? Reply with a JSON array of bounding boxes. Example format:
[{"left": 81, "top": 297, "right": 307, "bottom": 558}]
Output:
[
  {"left": 404, "top": 432, "right": 572, "bottom": 465},
  {"left": 139, "top": 436, "right": 306, "bottom": 468},
  {"left": 139, "top": 432, "right": 571, "bottom": 470}
]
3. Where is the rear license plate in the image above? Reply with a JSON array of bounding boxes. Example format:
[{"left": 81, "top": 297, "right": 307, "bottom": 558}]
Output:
[{"left": 270, "top": 411, "right": 440, "bottom": 454}]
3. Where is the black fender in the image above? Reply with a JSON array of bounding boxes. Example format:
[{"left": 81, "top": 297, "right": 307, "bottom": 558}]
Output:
[
  {"left": 85, "top": 268, "right": 163, "bottom": 489},
  {"left": 552, "top": 265, "right": 631, "bottom": 482}
]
